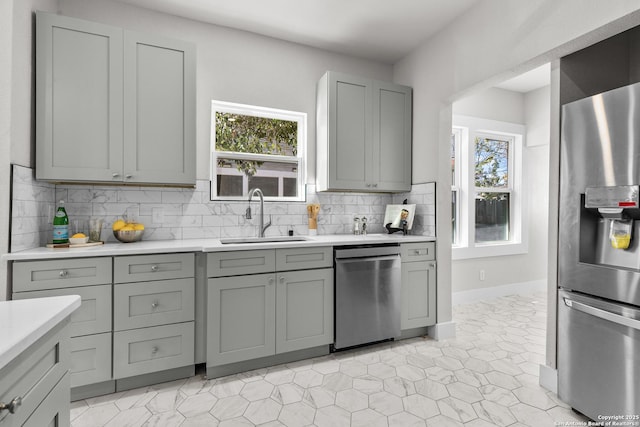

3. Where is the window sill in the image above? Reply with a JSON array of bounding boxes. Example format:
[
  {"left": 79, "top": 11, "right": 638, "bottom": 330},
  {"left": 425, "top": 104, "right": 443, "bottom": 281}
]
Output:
[{"left": 452, "top": 241, "right": 528, "bottom": 260}]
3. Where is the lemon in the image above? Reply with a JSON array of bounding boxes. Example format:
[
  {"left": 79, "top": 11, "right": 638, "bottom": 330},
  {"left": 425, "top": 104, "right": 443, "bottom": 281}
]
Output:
[
  {"left": 120, "top": 225, "right": 135, "bottom": 231},
  {"left": 112, "top": 219, "right": 126, "bottom": 231},
  {"left": 71, "top": 233, "right": 86, "bottom": 238},
  {"left": 133, "top": 223, "right": 145, "bottom": 231}
]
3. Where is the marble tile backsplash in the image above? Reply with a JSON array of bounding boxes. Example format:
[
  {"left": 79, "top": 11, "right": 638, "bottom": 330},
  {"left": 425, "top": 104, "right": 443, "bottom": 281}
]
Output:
[{"left": 10, "top": 164, "right": 435, "bottom": 252}]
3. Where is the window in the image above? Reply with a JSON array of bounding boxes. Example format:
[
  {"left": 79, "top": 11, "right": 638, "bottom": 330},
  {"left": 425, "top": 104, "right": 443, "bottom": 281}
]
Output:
[
  {"left": 210, "top": 100, "right": 306, "bottom": 201},
  {"left": 452, "top": 115, "right": 527, "bottom": 259}
]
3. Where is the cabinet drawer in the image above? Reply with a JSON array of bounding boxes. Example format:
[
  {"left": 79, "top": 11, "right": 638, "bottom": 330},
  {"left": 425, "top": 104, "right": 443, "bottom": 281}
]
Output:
[
  {"left": 70, "top": 333, "right": 112, "bottom": 388},
  {"left": 276, "top": 247, "right": 332, "bottom": 271},
  {"left": 207, "top": 250, "right": 275, "bottom": 277},
  {"left": 114, "top": 253, "right": 194, "bottom": 283},
  {"left": 12, "top": 257, "right": 112, "bottom": 292},
  {"left": 13, "top": 285, "right": 111, "bottom": 337},
  {"left": 114, "top": 278, "right": 194, "bottom": 331},
  {"left": 401, "top": 242, "right": 435, "bottom": 262},
  {"left": 0, "top": 320, "right": 69, "bottom": 427},
  {"left": 113, "top": 322, "right": 194, "bottom": 379}
]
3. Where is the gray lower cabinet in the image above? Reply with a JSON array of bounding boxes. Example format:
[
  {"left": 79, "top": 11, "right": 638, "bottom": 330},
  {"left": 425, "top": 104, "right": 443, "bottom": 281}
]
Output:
[
  {"left": 69, "top": 333, "right": 112, "bottom": 388},
  {"left": 113, "top": 323, "right": 195, "bottom": 379},
  {"left": 401, "top": 243, "right": 437, "bottom": 329},
  {"left": 113, "top": 253, "right": 196, "bottom": 381},
  {"left": 12, "top": 258, "right": 113, "bottom": 393},
  {"left": 35, "top": 11, "right": 196, "bottom": 186},
  {"left": 207, "top": 248, "right": 334, "bottom": 370},
  {"left": 208, "top": 273, "right": 276, "bottom": 365},
  {"left": 275, "top": 268, "right": 333, "bottom": 354},
  {"left": 10, "top": 252, "right": 196, "bottom": 400},
  {"left": 0, "top": 320, "right": 71, "bottom": 427}
]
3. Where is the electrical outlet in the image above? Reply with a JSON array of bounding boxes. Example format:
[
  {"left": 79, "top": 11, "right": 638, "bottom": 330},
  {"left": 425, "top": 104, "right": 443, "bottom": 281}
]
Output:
[
  {"left": 152, "top": 207, "right": 164, "bottom": 224},
  {"left": 479, "top": 270, "right": 485, "bottom": 281}
]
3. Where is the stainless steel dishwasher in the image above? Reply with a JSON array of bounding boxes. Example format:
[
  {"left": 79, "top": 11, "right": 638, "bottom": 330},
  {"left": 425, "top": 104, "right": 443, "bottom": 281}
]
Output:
[{"left": 333, "top": 244, "right": 401, "bottom": 350}]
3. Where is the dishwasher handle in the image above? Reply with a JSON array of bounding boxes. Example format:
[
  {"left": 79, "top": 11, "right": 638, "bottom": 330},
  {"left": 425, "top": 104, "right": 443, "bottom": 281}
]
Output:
[
  {"left": 335, "top": 254, "right": 400, "bottom": 265},
  {"left": 564, "top": 297, "right": 640, "bottom": 330},
  {"left": 335, "top": 245, "right": 400, "bottom": 259}
]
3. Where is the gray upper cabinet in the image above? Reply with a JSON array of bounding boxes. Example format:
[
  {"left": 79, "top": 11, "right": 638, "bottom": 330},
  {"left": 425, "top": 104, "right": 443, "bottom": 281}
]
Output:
[
  {"left": 123, "top": 31, "right": 195, "bottom": 185},
  {"left": 36, "top": 12, "right": 196, "bottom": 186},
  {"left": 35, "top": 12, "right": 123, "bottom": 183},
  {"left": 316, "top": 71, "right": 412, "bottom": 193}
]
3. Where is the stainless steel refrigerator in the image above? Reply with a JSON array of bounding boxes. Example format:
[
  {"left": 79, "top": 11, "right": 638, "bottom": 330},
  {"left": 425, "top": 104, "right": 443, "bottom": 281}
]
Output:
[{"left": 559, "top": 83, "right": 640, "bottom": 420}]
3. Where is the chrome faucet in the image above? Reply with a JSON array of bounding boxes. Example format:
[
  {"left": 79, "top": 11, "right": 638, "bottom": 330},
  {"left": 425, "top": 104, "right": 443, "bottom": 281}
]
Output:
[{"left": 246, "top": 188, "right": 271, "bottom": 237}]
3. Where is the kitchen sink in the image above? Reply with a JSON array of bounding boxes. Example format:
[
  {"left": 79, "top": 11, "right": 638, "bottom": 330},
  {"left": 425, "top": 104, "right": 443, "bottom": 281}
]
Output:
[{"left": 219, "top": 236, "right": 309, "bottom": 244}]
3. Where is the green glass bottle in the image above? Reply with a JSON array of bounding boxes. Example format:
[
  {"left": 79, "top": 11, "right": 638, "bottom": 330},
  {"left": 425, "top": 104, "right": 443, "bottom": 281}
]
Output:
[{"left": 52, "top": 200, "right": 69, "bottom": 244}]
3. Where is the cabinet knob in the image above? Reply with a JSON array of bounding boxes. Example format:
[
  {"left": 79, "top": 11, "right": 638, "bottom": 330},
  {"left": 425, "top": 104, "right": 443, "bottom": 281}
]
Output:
[
  {"left": 429, "top": 263, "right": 436, "bottom": 268},
  {"left": 151, "top": 265, "right": 159, "bottom": 272},
  {"left": 279, "top": 276, "right": 285, "bottom": 284},
  {"left": 0, "top": 396, "right": 22, "bottom": 415},
  {"left": 59, "top": 270, "right": 68, "bottom": 278},
  {"left": 112, "top": 172, "right": 120, "bottom": 178},
  {"left": 413, "top": 250, "right": 420, "bottom": 255},
  {"left": 268, "top": 278, "right": 274, "bottom": 286},
  {"left": 151, "top": 301, "right": 159, "bottom": 309},
  {"left": 372, "top": 183, "right": 378, "bottom": 188},
  {"left": 125, "top": 174, "right": 133, "bottom": 179},
  {"left": 151, "top": 346, "right": 158, "bottom": 355},
  {"left": 366, "top": 183, "right": 372, "bottom": 188}
]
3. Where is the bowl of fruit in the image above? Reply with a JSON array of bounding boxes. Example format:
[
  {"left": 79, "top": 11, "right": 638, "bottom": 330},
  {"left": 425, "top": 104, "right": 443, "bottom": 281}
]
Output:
[
  {"left": 69, "top": 233, "right": 89, "bottom": 245},
  {"left": 112, "top": 219, "right": 145, "bottom": 243}
]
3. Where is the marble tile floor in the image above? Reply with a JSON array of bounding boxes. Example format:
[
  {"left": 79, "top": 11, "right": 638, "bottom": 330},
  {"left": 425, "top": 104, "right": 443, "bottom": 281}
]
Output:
[{"left": 70, "top": 293, "right": 590, "bottom": 427}]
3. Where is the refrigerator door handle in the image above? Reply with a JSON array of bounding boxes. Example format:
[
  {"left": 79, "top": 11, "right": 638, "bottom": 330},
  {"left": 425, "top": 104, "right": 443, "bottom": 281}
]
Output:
[{"left": 564, "top": 297, "right": 640, "bottom": 330}]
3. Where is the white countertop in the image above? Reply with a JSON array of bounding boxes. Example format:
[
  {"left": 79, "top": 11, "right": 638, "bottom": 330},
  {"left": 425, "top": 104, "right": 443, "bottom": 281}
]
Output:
[
  {"left": 2, "top": 234, "right": 435, "bottom": 261},
  {"left": 0, "top": 295, "right": 81, "bottom": 371}
]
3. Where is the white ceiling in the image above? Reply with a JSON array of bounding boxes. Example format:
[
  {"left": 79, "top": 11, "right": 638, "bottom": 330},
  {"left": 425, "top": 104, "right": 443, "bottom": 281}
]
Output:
[
  {"left": 494, "top": 63, "right": 551, "bottom": 93},
  {"left": 113, "top": 0, "right": 481, "bottom": 64}
]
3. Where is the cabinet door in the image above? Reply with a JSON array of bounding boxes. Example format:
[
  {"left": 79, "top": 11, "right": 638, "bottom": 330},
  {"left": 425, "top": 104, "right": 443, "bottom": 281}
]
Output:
[
  {"left": 328, "top": 72, "right": 372, "bottom": 191},
  {"left": 401, "top": 261, "right": 436, "bottom": 329},
  {"left": 123, "top": 31, "right": 196, "bottom": 185},
  {"left": 207, "top": 274, "right": 276, "bottom": 366},
  {"left": 36, "top": 12, "right": 123, "bottom": 183},
  {"left": 276, "top": 269, "right": 334, "bottom": 354},
  {"left": 22, "top": 373, "right": 70, "bottom": 427},
  {"left": 372, "top": 81, "right": 412, "bottom": 192}
]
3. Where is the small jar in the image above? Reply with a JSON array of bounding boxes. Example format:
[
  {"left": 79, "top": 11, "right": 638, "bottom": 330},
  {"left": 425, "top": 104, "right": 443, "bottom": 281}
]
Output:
[
  {"left": 361, "top": 217, "right": 367, "bottom": 235},
  {"left": 353, "top": 217, "right": 361, "bottom": 235}
]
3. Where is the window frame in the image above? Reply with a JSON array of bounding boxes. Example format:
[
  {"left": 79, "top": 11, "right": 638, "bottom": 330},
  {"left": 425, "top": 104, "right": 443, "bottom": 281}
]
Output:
[
  {"left": 452, "top": 115, "right": 528, "bottom": 260},
  {"left": 210, "top": 100, "right": 307, "bottom": 202}
]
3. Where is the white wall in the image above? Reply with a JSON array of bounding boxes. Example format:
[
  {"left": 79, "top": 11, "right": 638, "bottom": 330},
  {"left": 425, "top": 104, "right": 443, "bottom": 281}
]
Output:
[
  {"left": 2, "top": 0, "right": 58, "bottom": 301},
  {"left": 1, "top": 0, "right": 15, "bottom": 302},
  {"left": 394, "top": 0, "right": 640, "bottom": 376},
  {"left": 451, "top": 86, "right": 549, "bottom": 297}
]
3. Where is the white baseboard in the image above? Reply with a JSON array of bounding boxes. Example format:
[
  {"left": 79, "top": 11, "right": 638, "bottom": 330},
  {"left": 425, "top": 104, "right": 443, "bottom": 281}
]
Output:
[
  {"left": 539, "top": 364, "right": 557, "bottom": 394},
  {"left": 427, "top": 321, "right": 456, "bottom": 341},
  {"left": 452, "top": 279, "right": 547, "bottom": 305}
]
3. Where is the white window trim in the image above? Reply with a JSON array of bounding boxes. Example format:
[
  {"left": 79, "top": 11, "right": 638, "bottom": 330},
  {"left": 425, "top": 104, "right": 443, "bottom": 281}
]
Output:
[
  {"left": 452, "top": 115, "right": 528, "bottom": 260},
  {"left": 210, "top": 100, "right": 307, "bottom": 202}
]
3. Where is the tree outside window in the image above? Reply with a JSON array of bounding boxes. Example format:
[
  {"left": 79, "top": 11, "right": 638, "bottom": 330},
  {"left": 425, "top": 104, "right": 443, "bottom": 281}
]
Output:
[{"left": 210, "top": 101, "right": 306, "bottom": 201}]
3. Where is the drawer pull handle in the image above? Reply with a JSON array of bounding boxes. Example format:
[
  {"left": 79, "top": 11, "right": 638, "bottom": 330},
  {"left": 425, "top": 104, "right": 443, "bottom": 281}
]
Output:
[
  {"left": 0, "top": 396, "right": 22, "bottom": 415},
  {"left": 151, "top": 265, "right": 159, "bottom": 272},
  {"left": 59, "top": 270, "right": 68, "bottom": 278},
  {"left": 151, "top": 346, "right": 158, "bottom": 355},
  {"left": 151, "top": 301, "right": 159, "bottom": 309},
  {"left": 413, "top": 250, "right": 420, "bottom": 255}
]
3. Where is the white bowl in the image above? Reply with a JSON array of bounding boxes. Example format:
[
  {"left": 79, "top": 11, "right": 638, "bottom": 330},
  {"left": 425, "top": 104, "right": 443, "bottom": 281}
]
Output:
[{"left": 69, "top": 236, "right": 89, "bottom": 245}]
